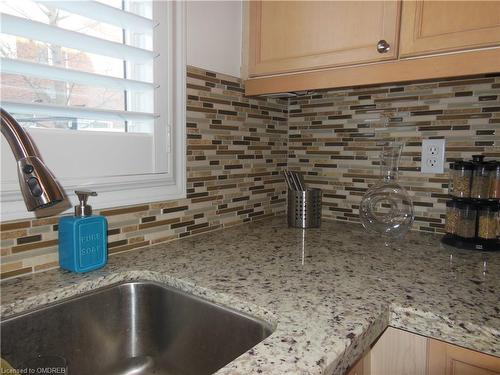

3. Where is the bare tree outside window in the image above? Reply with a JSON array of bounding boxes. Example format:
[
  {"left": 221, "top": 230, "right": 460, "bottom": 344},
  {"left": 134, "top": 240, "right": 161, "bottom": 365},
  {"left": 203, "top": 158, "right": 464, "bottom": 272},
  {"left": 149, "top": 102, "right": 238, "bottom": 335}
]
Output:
[{"left": 0, "top": 1, "right": 134, "bottom": 132}]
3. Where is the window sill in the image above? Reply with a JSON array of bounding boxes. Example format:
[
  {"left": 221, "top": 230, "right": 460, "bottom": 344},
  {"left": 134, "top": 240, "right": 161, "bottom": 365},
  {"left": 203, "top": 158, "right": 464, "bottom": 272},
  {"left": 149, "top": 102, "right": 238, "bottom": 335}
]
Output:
[{"left": 1, "top": 174, "right": 186, "bottom": 221}]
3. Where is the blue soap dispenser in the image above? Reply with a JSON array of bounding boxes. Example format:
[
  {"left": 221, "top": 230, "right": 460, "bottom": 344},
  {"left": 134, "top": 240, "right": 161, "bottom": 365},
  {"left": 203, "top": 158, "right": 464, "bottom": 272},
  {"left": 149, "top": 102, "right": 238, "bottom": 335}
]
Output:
[{"left": 58, "top": 190, "right": 107, "bottom": 272}]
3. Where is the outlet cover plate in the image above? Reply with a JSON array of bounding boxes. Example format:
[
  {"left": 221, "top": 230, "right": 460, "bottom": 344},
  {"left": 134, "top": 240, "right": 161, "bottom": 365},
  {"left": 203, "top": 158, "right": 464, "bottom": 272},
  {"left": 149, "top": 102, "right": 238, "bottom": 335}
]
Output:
[{"left": 421, "top": 139, "right": 446, "bottom": 173}]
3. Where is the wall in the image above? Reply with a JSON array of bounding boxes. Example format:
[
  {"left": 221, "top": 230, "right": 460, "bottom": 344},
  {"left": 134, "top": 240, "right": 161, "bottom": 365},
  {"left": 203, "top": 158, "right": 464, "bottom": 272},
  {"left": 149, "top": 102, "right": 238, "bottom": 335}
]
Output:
[
  {"left": 0, "top": 66, "right": 288, "bottom": 279},
  {"left": 187, "top": 1, "right": 242, "bottom": 77},
  {"left": 288, "top": 75, "right": 500, "bottom": 232}
]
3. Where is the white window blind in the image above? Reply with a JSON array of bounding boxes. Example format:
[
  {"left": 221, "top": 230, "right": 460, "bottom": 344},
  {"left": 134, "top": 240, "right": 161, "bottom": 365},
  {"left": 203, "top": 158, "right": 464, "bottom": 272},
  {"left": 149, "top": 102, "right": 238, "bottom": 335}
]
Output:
[
  {"left": 0, "top": 0, "right": 156, "bottom": 132},
  {"left": 0, "top": 0, "right": 186, "bottom": 220}
]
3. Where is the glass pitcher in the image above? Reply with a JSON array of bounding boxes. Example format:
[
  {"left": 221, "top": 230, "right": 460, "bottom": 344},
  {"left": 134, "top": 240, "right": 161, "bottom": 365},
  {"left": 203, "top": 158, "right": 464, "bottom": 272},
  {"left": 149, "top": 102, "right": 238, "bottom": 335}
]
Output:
[{"left": 359, "top": 143, "right": 414, "bottom": 245}]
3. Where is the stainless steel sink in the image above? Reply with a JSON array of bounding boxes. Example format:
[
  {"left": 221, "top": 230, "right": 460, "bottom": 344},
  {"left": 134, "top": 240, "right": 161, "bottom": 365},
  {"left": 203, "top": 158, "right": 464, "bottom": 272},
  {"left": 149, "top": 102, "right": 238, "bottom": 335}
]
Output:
[{"left": 1, "top": 281, "right": 273, "bottom": 375}]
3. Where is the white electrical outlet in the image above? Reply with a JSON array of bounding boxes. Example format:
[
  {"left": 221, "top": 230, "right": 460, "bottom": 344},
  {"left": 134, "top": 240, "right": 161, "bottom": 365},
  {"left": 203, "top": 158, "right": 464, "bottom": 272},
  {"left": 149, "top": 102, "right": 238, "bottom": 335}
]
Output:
[{"left": 421, "top": 139, "right": 446, "bottom": 173}]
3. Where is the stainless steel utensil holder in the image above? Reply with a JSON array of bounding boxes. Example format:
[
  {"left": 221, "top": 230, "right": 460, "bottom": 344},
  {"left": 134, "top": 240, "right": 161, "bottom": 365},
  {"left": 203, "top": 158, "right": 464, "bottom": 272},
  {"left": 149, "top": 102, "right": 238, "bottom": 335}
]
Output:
[{"left": 287, "top": 188, "right": 322, "bottom": 228}]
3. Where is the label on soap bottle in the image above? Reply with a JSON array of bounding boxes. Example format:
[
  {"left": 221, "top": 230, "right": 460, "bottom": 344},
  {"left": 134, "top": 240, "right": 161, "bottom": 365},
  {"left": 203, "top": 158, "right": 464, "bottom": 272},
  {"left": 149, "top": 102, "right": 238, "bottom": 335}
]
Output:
[{"left": 78, "top": 222, "right": 104, "bottom": 270}]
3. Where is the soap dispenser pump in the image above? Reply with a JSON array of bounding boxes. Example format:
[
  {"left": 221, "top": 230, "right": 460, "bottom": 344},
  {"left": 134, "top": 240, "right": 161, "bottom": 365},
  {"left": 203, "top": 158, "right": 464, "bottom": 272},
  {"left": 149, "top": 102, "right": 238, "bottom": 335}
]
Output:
[{"left": 58, "top": 190, "right": 107, "bottom": 272}]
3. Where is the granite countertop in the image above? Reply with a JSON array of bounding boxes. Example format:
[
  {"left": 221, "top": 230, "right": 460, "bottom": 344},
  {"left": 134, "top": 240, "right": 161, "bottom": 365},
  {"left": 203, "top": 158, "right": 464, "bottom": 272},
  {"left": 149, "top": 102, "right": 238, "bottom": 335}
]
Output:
[{"left": 1, "top": 217, "right": 499, "bottom": 374}]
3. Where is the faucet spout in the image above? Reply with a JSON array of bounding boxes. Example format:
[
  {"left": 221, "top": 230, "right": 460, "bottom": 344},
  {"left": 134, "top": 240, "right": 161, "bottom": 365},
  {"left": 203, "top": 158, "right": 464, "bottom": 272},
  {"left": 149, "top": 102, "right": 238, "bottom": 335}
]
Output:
[
  {"left": 1, "top": 108, "right": 65, "bottom": 211},
  {"left": 1, "top": 108, "right": 38, "bottom": 160}
]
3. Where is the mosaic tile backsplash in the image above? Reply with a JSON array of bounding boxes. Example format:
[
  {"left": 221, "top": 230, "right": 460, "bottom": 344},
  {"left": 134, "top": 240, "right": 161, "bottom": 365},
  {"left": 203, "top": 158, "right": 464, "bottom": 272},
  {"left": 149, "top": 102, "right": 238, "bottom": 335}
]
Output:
[
  {"left": 288, "top": 75, "right": 499, "bottom": 232},
  {"left": 0, "top": 69, "right": 499, "bottom": 280},
  {"left": 0, "top": 66, "right": 288, "bottom": 279}
]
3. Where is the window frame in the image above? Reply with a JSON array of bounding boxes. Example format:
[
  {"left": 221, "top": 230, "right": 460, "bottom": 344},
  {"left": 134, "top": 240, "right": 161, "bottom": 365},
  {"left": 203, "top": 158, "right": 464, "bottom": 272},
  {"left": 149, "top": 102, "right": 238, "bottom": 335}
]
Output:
[{"left": 0, "top": 1, "right": 186, "bottom": 221}]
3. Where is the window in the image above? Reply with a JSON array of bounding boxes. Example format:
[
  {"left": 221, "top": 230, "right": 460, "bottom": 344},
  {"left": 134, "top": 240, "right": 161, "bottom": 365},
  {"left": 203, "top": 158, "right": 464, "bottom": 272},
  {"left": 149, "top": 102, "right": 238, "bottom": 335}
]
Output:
[{"left": 0, "top": 0, "right": 186, "bottom": 220}]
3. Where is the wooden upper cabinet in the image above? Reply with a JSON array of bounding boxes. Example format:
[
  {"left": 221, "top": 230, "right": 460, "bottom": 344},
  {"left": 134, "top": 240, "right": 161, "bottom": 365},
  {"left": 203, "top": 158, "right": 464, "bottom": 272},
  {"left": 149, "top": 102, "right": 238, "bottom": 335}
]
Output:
[
  {"left": 244, "top": 0, "right": 500, "bottom": 95},
  {"left": 248, "top": 1, "right": 401, "bottom": 77},
  {"left": 400, "top": 0, "right": 500, "bottom": 57}
]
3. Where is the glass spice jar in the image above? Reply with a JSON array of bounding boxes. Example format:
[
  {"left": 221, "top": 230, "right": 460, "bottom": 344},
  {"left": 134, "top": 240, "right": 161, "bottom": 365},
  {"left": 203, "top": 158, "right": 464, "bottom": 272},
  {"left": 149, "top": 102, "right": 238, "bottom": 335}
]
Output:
[
  {"left": 497, "top": 205, "right": 500, "bottom": 241},
  {"left": 445, "top": 200, "right": 459, "bottom": 235},
  {"left": 449, "top": 161, "right": 473, "bottom": 198},
  {"left": 478, "top": 202, "right": 499, "bottom": 240},
  {"left": 489, "top": 161, "right": 500, "bottom": 199},
  {"left": 456, "top": 201, "right": 477, "bottom": 239},
  {"left": 470, "top": 155, "right": 492, "bottom": 199}
]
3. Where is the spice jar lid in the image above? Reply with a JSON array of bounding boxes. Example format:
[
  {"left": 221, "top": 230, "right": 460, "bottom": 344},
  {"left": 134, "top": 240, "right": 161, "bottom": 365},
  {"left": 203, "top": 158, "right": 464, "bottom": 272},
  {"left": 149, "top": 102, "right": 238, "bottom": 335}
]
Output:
[
  {"left": 455, "top": 200, "right": 474, "bottom": 210},
  {"left": 479, "top": 201, "right": 500, "bottom": 212},
  {"left": 471, "top": 155, "right": 492, "bottom": 171},
  {"left": 484, "top": 161, "right": 498, "bottom": 171},
  {"left": 452, "top": 161, "right": 474, "bottom": 170},
  {"left": 446, "top": 200, "right": 459, "bottom": 208}
]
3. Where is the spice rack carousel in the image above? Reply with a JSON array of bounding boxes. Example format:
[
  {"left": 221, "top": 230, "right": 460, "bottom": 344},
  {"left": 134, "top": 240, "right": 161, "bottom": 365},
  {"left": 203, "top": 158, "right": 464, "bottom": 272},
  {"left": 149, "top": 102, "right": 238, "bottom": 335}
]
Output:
[{"left": 442, "top": 155, "right": 500, "bottom": 251}]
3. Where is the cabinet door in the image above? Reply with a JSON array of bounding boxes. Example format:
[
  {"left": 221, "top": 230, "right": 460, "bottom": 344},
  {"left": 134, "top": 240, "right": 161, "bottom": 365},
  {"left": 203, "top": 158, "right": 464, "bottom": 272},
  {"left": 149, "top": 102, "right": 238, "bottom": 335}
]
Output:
[
  {"left": 346, "top": 359, "right": 364, "bottom": 375},
  {"left": 369, "top": 327, "right": 428, "bottom": 375},
  {"left": 400, "top": 1, "right": 500, "bottom": 57},
  {"left": 346, "top": 352, "right": 370, "bottom": 375},
  {"left": 428, "top": 339, "right": 500, "bottom": 375},
  {"left": 248, "top": 1, "right": 400, "bottom": 76}
]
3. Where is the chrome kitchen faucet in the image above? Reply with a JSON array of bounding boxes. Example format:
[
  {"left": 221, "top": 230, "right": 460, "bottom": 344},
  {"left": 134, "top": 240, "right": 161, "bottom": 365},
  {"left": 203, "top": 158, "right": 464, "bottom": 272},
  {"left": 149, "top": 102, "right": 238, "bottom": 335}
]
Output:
[{"left": 1, "top": 108, "right": 65, "bottom": 211}]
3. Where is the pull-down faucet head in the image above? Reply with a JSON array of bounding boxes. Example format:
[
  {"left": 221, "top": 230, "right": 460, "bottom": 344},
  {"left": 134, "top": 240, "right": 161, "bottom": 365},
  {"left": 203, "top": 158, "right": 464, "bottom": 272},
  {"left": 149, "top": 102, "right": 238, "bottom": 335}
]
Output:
[{"left": 1, "top": 108, "right": 65, "bottom": 211}]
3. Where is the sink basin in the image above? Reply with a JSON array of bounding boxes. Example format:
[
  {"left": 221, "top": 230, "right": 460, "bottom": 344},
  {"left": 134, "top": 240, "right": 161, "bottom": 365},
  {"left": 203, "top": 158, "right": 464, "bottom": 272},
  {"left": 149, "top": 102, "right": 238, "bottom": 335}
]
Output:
[{"left": 1, "top": 281, "right": 273, "bottom": 375}]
